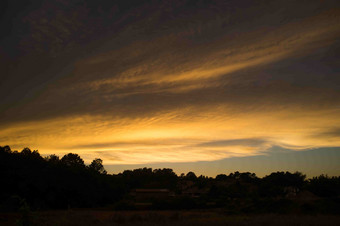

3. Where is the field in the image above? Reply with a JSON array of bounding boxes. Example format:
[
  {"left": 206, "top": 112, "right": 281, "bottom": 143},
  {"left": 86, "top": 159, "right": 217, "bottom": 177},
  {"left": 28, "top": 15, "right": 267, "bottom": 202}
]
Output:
[{"left": 1, "top": 209, "right": 340, "bottom": 226}]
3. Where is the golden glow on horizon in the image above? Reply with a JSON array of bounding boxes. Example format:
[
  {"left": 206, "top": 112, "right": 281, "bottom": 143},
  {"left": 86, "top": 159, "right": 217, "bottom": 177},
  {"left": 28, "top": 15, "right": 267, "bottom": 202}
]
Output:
[{"left": 2, "top": 107, "right": 340, "bottom": 164}]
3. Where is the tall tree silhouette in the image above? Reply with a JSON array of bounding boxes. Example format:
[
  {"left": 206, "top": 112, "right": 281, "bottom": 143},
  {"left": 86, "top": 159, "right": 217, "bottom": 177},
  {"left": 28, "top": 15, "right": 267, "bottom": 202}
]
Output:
[{"left": 89, "top": 158, "right": 107, "bottom": 174}]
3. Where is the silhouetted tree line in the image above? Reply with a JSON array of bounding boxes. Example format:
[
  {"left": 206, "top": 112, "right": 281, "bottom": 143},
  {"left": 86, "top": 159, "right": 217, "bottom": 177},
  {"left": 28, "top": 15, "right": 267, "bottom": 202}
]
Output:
[
  {"left": 0, "top": 146, "right": 125, "bottom": 211},
  {"left": 1, "top": 145, "right": 339, "bottom": 214}
]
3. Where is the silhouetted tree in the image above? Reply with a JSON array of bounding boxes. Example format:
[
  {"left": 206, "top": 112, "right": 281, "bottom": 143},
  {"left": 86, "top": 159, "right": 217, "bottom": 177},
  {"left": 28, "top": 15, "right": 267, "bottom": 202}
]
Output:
[
  {"left": 89, "top": 158, "right": 107, "bottom": 174},
  {"left": 20, "top": 147, "right": 43, "bottom": 161},
  {"left": 216, "top": 174, "right": 228, "bottom": 181},
  {"left": 21, "top": 147, "right": 32, "bottom": 156},
  {"left": 239, "top": 172, "right": 258, "bottom": 183},
  {"left": 45, "top": 154, "right": 60, "bottom": 164},
  {"left": 186, "top": 171, "right": 197, "bottom": 180},
  {"left": 264, "top": 171, "right": 306, "bottom": 188},
  {"left": 308, "top": 175, "right": 340, "bottom": 197},
  {"left": 259, "top": 171, "right": 306, "bottom": 197},
  {"left": 152, "top": 168, "right": 178, "bottom": 189},
  {"left": 61, "top": 153, "right": 85, "bottom": 168},
  {"left": 0, "top": 145, "right": 11, "bottom": 153}
]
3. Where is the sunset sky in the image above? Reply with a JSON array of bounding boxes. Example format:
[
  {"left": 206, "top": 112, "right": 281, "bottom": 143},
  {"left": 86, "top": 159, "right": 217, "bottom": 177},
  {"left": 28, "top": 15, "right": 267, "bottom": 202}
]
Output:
[{"left": 1, "top": 0, "right": 340, "bottom": 177}]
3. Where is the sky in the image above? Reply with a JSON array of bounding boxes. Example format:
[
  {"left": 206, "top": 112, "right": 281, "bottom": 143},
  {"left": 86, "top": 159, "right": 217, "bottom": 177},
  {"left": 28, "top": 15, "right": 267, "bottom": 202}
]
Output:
[{"left": 1, "top": 0, "right": 340, "bottom": 177}]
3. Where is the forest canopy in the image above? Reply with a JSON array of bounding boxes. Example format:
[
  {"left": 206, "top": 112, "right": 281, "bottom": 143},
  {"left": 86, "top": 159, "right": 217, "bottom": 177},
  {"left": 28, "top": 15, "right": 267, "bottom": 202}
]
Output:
[{"left": 0, "top": 145, "right": 339, "bottom": 214}]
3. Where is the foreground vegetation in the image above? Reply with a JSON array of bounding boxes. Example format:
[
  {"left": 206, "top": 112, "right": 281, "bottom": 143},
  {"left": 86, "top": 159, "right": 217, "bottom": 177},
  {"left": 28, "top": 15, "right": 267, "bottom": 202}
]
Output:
[
  {"left": 1, "top": 210, "right": 340, "bottom": 226},
  {"left": 1, "top": 145, "right": 340, "bottom": 216}
]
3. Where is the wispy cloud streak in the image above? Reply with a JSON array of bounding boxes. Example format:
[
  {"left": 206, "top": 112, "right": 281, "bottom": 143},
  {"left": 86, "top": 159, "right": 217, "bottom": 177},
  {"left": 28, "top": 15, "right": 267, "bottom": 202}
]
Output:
[{"left": 1, "top": 2, "right": 340, "bottom": 167}]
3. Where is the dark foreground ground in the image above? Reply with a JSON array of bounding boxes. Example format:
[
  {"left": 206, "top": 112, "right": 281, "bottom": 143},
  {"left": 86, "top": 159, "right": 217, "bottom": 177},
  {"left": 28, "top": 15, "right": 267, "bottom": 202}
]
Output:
[{"left": 1, "top": 209, "right": 340, "bottom": 226}]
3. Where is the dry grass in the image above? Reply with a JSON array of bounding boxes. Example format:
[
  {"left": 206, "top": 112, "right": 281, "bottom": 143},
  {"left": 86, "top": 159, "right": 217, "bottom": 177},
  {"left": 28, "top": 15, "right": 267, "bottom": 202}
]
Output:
[{"left": 1, "top": 210, "right": 340, "bottom": 226}]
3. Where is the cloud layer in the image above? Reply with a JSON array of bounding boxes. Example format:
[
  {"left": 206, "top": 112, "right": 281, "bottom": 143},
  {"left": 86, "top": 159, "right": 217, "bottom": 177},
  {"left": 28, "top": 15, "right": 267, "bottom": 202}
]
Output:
[{"left": 1, "top": 0, "right": 340, "bottom": 170}]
